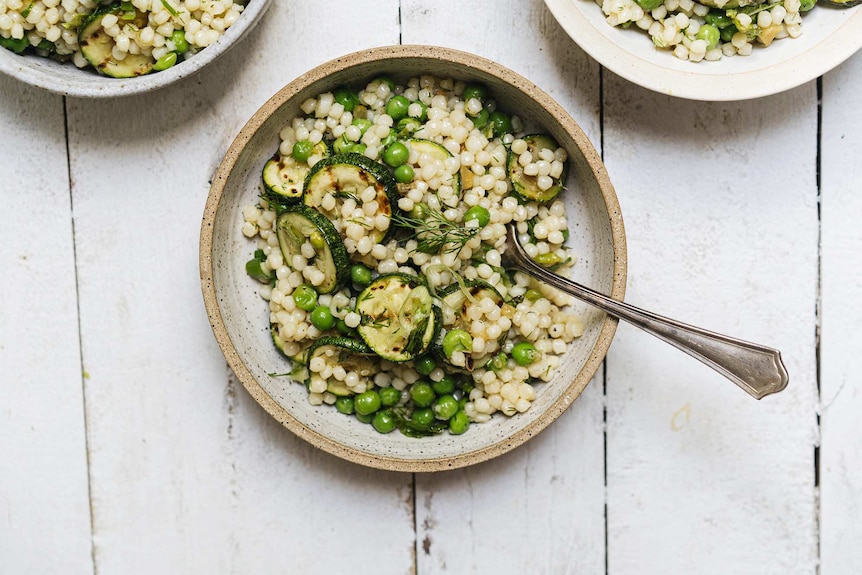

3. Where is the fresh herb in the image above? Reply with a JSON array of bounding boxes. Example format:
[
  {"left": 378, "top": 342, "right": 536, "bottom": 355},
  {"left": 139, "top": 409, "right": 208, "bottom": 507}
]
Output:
[
  {"left": 21, "top": 2, "right": 34, "bottom": 18},
  {"left": 160, "top": 0, "right": 180, "bottom": 16},
  {"left": 392, "top": 205, "right": 479, "bottom": 255},
  {"left": 402, "top": 316, "right": 430, "bottom": 357}
]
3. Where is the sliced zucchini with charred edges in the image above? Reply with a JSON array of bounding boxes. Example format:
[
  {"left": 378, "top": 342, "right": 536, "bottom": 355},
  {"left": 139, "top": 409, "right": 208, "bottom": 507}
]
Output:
[
  {"left": 262, "top": 142, "right": 330, "bottom": 206},
  {"left": 507, "top": 134, "right": 568, "bottom": 203},
  {"left": 79, "top": 4, "right": 154, "bottom": 78},
  {"left": 356, "top": 273, "right": 439, "bottom": 362},
  {"left": 276, "top": 204, "right": 349, "bottom": 294},
  {"left": 307, "top": 336, "right": 375, "bottom": 396},
  {"left": 404, "top": 139, "right": 461, "bottom": 196},
  {"left": 303, "top": 152, "right": 397, "bottom": 244},
  {"left": 439, "top": 280, "right": 504, "bottom": 331}
]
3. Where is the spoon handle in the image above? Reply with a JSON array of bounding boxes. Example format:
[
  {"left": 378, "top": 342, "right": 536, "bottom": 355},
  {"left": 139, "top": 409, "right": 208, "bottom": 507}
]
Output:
[{"left": 509, "top": 250, "right": 789, "bottom": 400}]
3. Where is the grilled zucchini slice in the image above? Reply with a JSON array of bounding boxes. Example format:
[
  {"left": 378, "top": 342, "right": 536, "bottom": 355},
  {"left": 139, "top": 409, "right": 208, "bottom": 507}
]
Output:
[
  {"left": 307, "top": 337, "right": 375, "bottom": 396},
  {"left": 507, "top": 134, "right": 568, "bottom": 203},
  {"left": 79, "top": 4, "right": 154, "bottom": 78},
  {"left": 262, "top": 142, "right": 330, "bottom": 206},
  {"left": 275, "top": 204, "right": 349, "bottom": 294}
]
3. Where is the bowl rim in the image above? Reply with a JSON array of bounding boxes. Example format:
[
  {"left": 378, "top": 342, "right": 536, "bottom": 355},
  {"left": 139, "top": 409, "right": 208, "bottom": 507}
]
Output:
[
  {"left": 0, "top": 0, "right": 273, "bottom": 98},
  {"left": 199, "top": 44, "right": 628, "bottom": 472}
]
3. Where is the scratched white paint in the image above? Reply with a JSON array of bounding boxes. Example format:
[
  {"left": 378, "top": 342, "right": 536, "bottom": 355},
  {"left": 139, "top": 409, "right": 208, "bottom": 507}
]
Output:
[
  {"left": 820, "top": 49, "right": 862, "bottom": 575},
  {"left": 402, "top": 1, "right": 607, "bottom": 572},
  {"left": 0, "top": 80, "right": 93, "bottom": 572},
  {"left": 66, "top": 2, "right": 413, "bottom": 573},
  {"left": 602, "top": 81, "right": 819, "bottom": 574}
]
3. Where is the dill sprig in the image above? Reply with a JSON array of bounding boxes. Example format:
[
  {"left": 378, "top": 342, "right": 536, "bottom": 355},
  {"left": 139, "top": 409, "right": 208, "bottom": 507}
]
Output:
[{"left": 391, "top": 206, "right": 479, "bottom": 255}]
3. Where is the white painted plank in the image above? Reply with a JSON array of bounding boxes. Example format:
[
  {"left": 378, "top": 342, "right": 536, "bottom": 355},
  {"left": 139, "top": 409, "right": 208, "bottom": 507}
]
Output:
[
  {"left": 67, "top": 2, "right": 413, "bottom": 573},
  {"left": 0, "top": 82, "right": 93, "bottom": 571},
  {"left": 603, "top": 79, "right": 818, "bottom": 574},
  {"left": 820, "top": 49, "right": 862, "bottom": 575},
  {"left": 402, "top": 1, "right": 607, "bottom": 572}
]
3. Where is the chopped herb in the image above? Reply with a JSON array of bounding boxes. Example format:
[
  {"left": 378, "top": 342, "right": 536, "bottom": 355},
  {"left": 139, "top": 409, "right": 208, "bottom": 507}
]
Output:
[
  {"left": 160, "top": 0, "right": 180, "bottom": 16},
  {"left": 392, "top": 205, "right": 479, "bottom": 255},
  {"left": 21, "top": 2, "right": 34, "bottom": 18}
]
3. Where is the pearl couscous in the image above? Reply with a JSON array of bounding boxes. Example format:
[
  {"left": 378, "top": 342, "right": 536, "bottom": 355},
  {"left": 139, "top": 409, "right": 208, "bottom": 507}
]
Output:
[
  {"left": 0, "top": 0, "right": 245, "bottom": 76},
  {"left": 596, "top": 0, "right": 812, "bottom": 62},
  {"left": 241, "top": 75, "right": 584, "bottom": 437}
]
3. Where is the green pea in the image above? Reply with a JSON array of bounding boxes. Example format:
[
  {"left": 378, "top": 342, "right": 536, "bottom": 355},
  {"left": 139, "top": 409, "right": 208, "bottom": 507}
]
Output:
[
  {"left": 470, "top": 108, "right": 489, "bottom": 130},
  {"left": 489, "top": 111, "right": 512, "bottom": 137},
  {"left": 374, "top": 76, "right": 395, "bottom": 91},
  {"left": 336, "top": 319, "right": 355, "bottom": 337},
  {"left": 309, "top": 230, "right": 325, "bottom": 249},
  {"left": 442, "top": 329, "right": 472, "bottom": 358},
  {"left": 372, "top": 409, "right": 398, "bottom": 433},
  {"left": 335, "top": 396, "right": 355, "bottom": 415},
  {"left": 511, "top": 342, "right": 539, "bottom": 366},
  {"left": 380, "top": 130, "right": 397, "bottom": 149},
  {"left": 462, "top": 84, "right": 487, "bottom": 103},
  {"left": 432, "top": 375, "right": 457, "bottom": 395},
  {"left": 534, "top": 252, "right": 563, "bottom": 267},
  {"left": 704, "top": 11, "right": 733, "bottom": 28},
  {"left": 333, "top": 135, "right": 352, "bottom": 153},
  {"left": 356, "top": 412, "right": 374, "bottom": 424},
  {"left": 350, "top": 263, "right": 372, "bottom": 286},
  {"left": 153, "top": 51, "right": 178, "bottom": 72},
  {"left": 394, "top": 163, "right": 415, "bottom": 184},
  {"left": 347, "top": 143, "right": 367, "bottom": 155},
  {"left": 379, "top": 387, "right": 402, "bottom": 407},
  {"left": 410, "top": 203, "right": 429, "bottom": 220},
  {"left": 36, "top": 39, "right": 55, "bottom": 52},
  {"left": 634, "top": 0, "right": 664, "bottom": 8},
  {"left": 411, "top": 407, "right": 435, "bottom": 427},
  {"left": 719, "top": 24, "right": 737, "bottom": 43},
  {"left": 383, "top": 141, "right": 409, "bottom": 167},
  {"left": 310, "top": 305, "right": 335, "bottom": 331},
  {"left": 333, "top": 86, "right": 359, "bottom": 112},
  {"left": 800, "top": 0, "right": 816, "bottom": 10},
  {"left": 410, "top": 382, "right": 436, "bottom": 408},
  {"left": 433, "top": 395, "right": 459, "bottom": 421},
  {"left": 414, "top": 355, "right": 437, "bottom": 376},
  {"left": 351, "top": 118, "right": 372, "bottom": 135},
  {"left": 524, "top": 289, "right": 544, "bottom": 302},
  {"left": 385, "top": 95, "right": 411, "bottom": 121},
  {"left": 487, "top": 352, "right": 508, "bottom": 371},
  {"left": 696, "top": 24, "right": 720, "bottom": 50},
  {"left": 449, "top": 410, "right": 471, "bottom": 435},
  {"left": 463, "top": 205, "right": 490, "bottom": 227},
  {"left": 245, "top": 258, "right": 271, "bottom": 283},
  {"left": 170, "top": 30, "right": 189, "bottom": 54},
  {"left": 292, "top": 139, "right": 314, "bottom": 162},
  {"left": 354, "top": 390, "right": 382, "bottom": 416},
  {"left": 292, "top": 284, "right": 318, "bottom": 311}
]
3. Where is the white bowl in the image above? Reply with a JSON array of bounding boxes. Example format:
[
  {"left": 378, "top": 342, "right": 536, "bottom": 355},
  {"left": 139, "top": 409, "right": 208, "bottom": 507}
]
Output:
[
  {"left": 200, "top": 45, "right": 627, "bottom": 471},
  {"left": 0, "top": 0, "right": 272, "bottom": 98},
  {"left": 545, "top": 0, "right": 862, "bottom": 101}
]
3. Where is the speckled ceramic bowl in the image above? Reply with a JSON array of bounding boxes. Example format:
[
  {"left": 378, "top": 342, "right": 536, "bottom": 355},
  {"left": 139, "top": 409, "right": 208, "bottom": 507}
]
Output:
[
  {"left": 0, "top": 0, "right": 272, "bottom": 98},
  {"left": 200, "top": 45, "right": 627, "bottom": 472}
]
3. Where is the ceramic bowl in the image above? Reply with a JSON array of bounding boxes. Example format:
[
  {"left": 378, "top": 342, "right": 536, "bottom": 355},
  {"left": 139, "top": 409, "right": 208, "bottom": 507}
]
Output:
[
  {"left": 0, "top": 0, "right": 273, "bottom": 98},
  {"left": 200, "top": 45, "right": 627, "bottom": 472}
]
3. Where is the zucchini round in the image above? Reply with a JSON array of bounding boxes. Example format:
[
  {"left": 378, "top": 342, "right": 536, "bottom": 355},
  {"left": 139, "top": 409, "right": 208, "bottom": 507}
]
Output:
[
  {"left": 356, "top": 273, "right": 438, "bottom": 362},
  {"left": 303, "top": 152, "right": 397, "bottom": 244},
  {"left": 262, "top": 142, "right": 330, "bottom": 207},
  {"left": 275, "top": 204, "right": 349, "bottom": 294},
  {"left": 79, "top": 4, "right": 154, "bottom": 78},
  {"left": 507, "top": 134, "right": 568, "bottom": 203},
  {"left": 406, "top": 139, "right": 461, "bottom": 196},
  {"left": 439, "top": 280, "right": 504, "bottom": 330},
  {"left": 307, "top": 336, "right": 376, "bottom": 396}
]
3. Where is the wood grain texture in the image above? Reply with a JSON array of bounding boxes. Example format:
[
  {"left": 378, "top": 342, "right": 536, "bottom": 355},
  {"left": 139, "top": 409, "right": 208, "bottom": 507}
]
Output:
[
  {"left": 0, "top": 80, "right": 94, "bottom": 572},
  {"left": 820, "top": 50, "right": 862, "bottom": 575},
  {"left": 66, "top": 3, "right": 414, "bottom": 573},
  {"left": 602, "top": 78, "right": 819, "bottom": 574},
  {"left": 402, "top": 1, "right": 607, "bottom": 572}
]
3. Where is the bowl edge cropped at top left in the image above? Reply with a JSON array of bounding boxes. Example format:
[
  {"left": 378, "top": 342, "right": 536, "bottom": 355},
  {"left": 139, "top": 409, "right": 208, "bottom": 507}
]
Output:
[
  {"left": 0, "top": 0, "right": 273, "bottom": 98},
  {"left": 199, "top": 45, "right": 627, "bottom": 472}
]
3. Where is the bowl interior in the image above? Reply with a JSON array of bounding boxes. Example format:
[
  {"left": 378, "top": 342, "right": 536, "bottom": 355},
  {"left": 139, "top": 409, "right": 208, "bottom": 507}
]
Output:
[
  {"left": 201, "top": 46, "right": 626, "bottom": 471},
  {"left": 0, "top": 0, "right": 273, "bottom": 98}
]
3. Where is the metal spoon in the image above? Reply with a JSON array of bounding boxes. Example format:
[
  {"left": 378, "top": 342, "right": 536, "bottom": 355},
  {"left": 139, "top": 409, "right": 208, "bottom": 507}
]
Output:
[{"left": 500, "top": 225, "right": 789, "bottom": 399}]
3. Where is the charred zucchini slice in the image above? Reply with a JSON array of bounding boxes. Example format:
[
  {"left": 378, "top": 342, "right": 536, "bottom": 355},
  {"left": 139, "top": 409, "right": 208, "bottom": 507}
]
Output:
[
  {"left": 303, "top": 152, "right": 397, "bottom": 244},
  {"left": 307, "top": 336, "right": 376, "bottom": 396},
  {"left": 356, "top": 273, "right": 438, "bottom": 362},
  {"left": 507, "top": 134, "right": 568, "bottom": 203},
  {"left": 404, "top": 139, "right": 461, "bottom": 196},
  {"left": 439, "top": 280, "right": 504, "bottom": 331},
  {"left": 262, "top": 142, "right": 330, "bottom": 206},
  {"left": 79, "top": 4, "right": 154, "bottom": 78},
  {"left": 275, "top": 204, "right": 349, "bottom": 294}
]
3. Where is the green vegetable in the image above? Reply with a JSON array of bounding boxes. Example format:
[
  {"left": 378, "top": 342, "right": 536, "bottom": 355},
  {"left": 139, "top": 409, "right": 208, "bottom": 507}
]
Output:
[
  {"left": 394, "top": 163, "right": 414, "bottom": 184},
  {"left": 335, "top": 396, "right": 355, "bottom": 415},
  {"left": 433, "top": 395, "right": 459, "bottom": 420},
  {"left": 170, "top": 30, "right": 189, "bottom": 54},
  {"left": 336, "top": 318, "right": 355, "bottom": 337},
  {"left": 697, "top": 24, "right": 720, "bottom": 50},
  {"left": 372, "top": 410, "right": 398, "bottom": 433},
  {"left": 333, "top": 86, "right": 359, "bottom": 112},
  {"left": 396, "top": 118, "right": 421, "bottom": 137},
  {"left": 350, "top": 263, "right": 372, "bottom": 286},
  {"left": 489, "top": 111, "right": 512, "bottom": 137},
  {"left": 391, "top": 206, "right": 478, "bottom": 255},
  {"left": 351, "top": 118, "right": 372, "bottom": 134},
  {"left": 374, "top": 76, "right": 395, "bottom": 91},
  {"left": 79, "top": 3, "right": 154, "bottom": 77},
  {"left": 462, "top": 84, "right": 487, "bottom": 102},
  {"left": 511, "top": 342, "right": 538, "bottom": 366},
  {"left": 463, "top": 205, "right": 490, "bottom": 228},
  {"left": 383, "top": 141, "right": 409, "bottom": 167},
  {"left": 411, "top": 407, "right": 435, "bottom": 427},
  {"left": 410, "top": 382, "right": 436, "bottom": 407},
  {"left": 0, "top": 35, "right": 29, "bottom": 54},
  {"left": 704, "top": 11, "right": 734, "bottom": 28},
  {"left": 379, "top": 387, "right": 401, "bottom": 407},
  {"left": 524, "top": 288, "right": 544, "bottom": 302},
  {"left": 508, "top": 134, "right": 568, "bottom": 203},
  {"left": 245, "top": 257, "right": 271, "bottom": 283},
  {"left": 293, "top": 139, "right": 314, "bottom": 162},
  {"left": 356, "top": 412, "right": 373, "bottom": 424},
  {"left": 442, "top": 329, "right": 472, "bottom": 358},
  {"left": 355, "top": 390, "right": 382, "bottom": 415},
  {"left": 634, "top": 0, "right": 664, "bottom": 9},
  {"left": 293, "top": 284, "right": 318, "bottom": 311},
  {"left": 414, "top": 355, "right": 437, "bottom": 376},
  {"left": 276, "top": 204, "right": 349, "bottom": 294},
  {"left": 310, "top": 305, "right": 335, "bottom": 331},
  {"left": 432, "top": 375, "right": 457, "bottom": 395},
  {"left": 800, "top": 0, "right": 816, "bottom": 10},
  {"left": 385, "top": 95, "right": 410, "bottom": 121},
  {"left": 470, "top": 108, "right": 489, "bottom": 130},
  {"left": 409, "top": 101, "right": 428, "bottom": 122}
]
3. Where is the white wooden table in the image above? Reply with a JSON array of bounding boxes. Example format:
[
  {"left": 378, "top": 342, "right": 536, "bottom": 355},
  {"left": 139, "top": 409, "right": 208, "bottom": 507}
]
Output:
[{"left": 2, "top": 1, "right": 859, "bottom": 573}]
